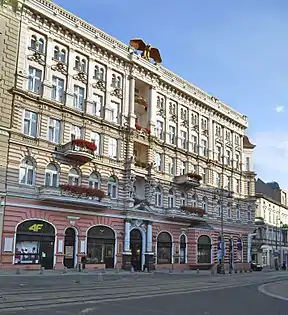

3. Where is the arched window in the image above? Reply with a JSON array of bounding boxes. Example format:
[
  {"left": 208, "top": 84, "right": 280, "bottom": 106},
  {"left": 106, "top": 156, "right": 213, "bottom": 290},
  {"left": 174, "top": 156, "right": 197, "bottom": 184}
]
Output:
[
  {"left": 157, "top": 232, "right": 172, "bottom": 264},
  {"left": 107, "top": 176, "right": 118, "bottom": 199},
  {"left": 247, "top": 205, "right": 252, "bottom": 221},
  {"left": 216, "top": 200, "right": 221, "bottom": 217},
  {"left": 180, "top": 234, "right": 187, "bottom": 264},
  {"left": 94, "top": 66, "right": 99, "bottom": 79},
  {"left": 116, "top": 76, "right": 121, "bottom": 89},
  {"left": 45, "top": 163, "right": 58, "bottom": 187},
  {"left": 60, "top": 49, "right": 66, "bottom": 63},
  {"left": 53, "top": 46, "right": 60, "bottom": 60},
  {"left": 192, "top": 194, "right": 197, "bottom": 207},
  {"left": 30, "top": 35, "right": 37, "bottom": 50},
  {"left": 111, "top": 74, "right": 116, "bottom": 87},
  {"left": 19, "top": 158, "right": 35, "bottom": 186},
  {"left": 68, "top": 168, "right": 80, "bottom": 186},
  {"left": 87, "top": 226, "right": 115, "bottom": 268},
  {"left": 75, "top": 56, "right": 80, "bottom": 70},
  {"left": 168, "top": 189, "right": 175, "bottom": 208},
  {"left": 89, "top": 172, "right": 100, "bottom": 189},
  {"left": 99, "top": 68, "right": 105, "bottom": 80},
  {"left": 156, "top": 96, "right": 160, "bottom": 109},
  {"left": 154, "top": 186, "right": 162, "bottom": 207},
  {"left": 197, "top": 235, "right": 211, "bottom": 264},
  {"left": 202, "top": 196, "right": 208, "bottom": 213},
  {"left": 180, "top": 192, "right": 186, "bottom": 206},
  {"left": 38, "top": 38, "right": 44, "bottom": 53},
  {"left": 81, "top": 59, "right": 86, "bottom": 72}
]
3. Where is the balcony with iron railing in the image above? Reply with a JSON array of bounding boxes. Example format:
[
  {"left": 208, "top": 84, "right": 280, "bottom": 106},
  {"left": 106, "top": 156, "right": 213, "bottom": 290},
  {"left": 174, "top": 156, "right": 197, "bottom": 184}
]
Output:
[
  {"left": 166, "top": 205, "right": 207, "bottom": 223},
  {"left": 56, "top": 139, "right": 96, "bottom": 163},
  {"left": 38, "top": 184, "right": 107, "bottom": 208}
]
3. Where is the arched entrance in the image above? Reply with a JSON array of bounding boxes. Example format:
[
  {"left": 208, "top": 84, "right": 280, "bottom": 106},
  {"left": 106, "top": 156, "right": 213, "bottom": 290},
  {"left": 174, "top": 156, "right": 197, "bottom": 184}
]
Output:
[
  {"left": 64, "top": 228, "right": 76, "bottom": 268},
  {"left": 130, "top": 229, "right": 142, "bottom": 271},
  {"left": 14, "top": 220, "right": 55, "bottom": 269},
  {"left": 197, "top": 235, "right": 211, "bottom": 264},
  {"left": 180, "top": 235, "right": 187, "bottom": 264},
  {"left": 157, "top": 232, "right": 172, "bottom": 264},
  {"left": 87, "top": 226, "right": 115, "bottom": 268}
]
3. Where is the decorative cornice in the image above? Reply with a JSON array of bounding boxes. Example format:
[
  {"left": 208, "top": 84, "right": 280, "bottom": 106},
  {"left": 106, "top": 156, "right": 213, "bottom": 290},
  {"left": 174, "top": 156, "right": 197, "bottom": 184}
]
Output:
[{"left": 22, "top": 0, "right": 249, "bottom": 128}]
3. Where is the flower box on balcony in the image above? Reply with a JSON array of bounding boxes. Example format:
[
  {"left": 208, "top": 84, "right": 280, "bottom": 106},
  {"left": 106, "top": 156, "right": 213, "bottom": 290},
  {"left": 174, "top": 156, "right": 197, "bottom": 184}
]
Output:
[
  {"left": 181, "top": 206, "right": 205, "bottom": 217},
  {"left": 135, "top": 124, "right": 151, "bottom": 135},
  {"left": 135, "top": 94, "right": 148, "bottom": 109},
  {"left": 255, "top": 217, "right": 265, "bottom": 225},
  {"left": 72, "top": 139, "right": 97, "bottom": 152},
  {"left": 134, "top": 160, "right": 148, "bottom": 169},
  {"left": 59, "top": 184, "right": 105, "bottom": 201}
]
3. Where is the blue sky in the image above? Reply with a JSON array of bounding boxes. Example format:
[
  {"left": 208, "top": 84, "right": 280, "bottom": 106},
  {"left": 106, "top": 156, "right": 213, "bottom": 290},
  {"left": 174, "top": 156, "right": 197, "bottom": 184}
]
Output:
[{"left": 55, "top": 0, "right": 288, "bottom": 188}]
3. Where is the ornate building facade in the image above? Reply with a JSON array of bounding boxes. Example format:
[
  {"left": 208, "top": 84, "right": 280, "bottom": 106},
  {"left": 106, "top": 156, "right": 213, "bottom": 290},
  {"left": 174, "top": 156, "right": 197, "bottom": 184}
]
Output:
[
  {"left": 0, "top": 0, "right": 256, "bottom": 271},
  {"left": 252, "top": 180, "right": 288, "bottom": 268}
]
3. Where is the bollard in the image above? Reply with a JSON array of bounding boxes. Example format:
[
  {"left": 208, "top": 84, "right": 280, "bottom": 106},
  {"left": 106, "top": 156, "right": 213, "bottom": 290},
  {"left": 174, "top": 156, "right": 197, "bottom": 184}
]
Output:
[
  {"left": 244, "top": 269, "right": 247, "bottom": 273},
  {"left": 131, "top": 266, "right": 134, "bottom": 273},
  {"left": 144, "top": 267, "right": 148, "bottom": 273},
  {"left": 196, "top": 269, "right": 199, "bottom": 274},
  {"left": 62, "top": 267, "right": 67, "bottom": 274},
  {"left": 151, "top": 271, "right": 155, "bottom": 278},
  {"left": 211, "top": 268, "right": 214, "bottom": 275},
  {"left": 16, "top": 268, "right": 20, "bottom": 275},
  {"left": 78, "top": 263, "right": 82, "bottom": 272},
  {"left": 116, "top": 266, "right": 120, "bottom": 273},
  {"left": 39, "top": 267, "right": 45, "bottom": 275},
  {"left": 169, "top": 268, "right": 172, "bottom": 274}
]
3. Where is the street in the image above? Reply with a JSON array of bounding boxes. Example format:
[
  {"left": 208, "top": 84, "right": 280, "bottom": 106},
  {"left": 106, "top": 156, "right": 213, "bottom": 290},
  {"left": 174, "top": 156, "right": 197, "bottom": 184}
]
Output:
[{"left": 0, "top": 271, "right": 287, "bottom": 314}]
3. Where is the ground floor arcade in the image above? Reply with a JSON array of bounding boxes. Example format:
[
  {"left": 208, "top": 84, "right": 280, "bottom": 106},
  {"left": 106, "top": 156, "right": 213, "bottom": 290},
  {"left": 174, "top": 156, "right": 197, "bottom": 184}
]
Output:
[{"left": 0, "top": 198, "right": 251, "bottom": 271}]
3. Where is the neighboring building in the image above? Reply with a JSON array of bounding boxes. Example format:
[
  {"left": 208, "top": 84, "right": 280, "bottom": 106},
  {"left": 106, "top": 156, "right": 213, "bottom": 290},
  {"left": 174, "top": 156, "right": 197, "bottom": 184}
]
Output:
[
  {"left": 0, "top": 0, "right": 256, "bottom": 271},
  {"left": 253, "top": 180, "right": 288, "bottom": 268}
]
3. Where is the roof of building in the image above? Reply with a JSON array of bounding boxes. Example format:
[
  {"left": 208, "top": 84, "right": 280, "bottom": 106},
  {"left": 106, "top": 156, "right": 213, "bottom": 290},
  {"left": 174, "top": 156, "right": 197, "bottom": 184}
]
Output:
[{"left": 243, "top": 135, "right": 256, "bottom": 149}]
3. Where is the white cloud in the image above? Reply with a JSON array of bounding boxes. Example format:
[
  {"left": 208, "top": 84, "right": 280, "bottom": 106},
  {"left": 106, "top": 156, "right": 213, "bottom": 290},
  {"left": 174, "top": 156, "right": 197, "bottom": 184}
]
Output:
[{"left": 275, "top": 105, "right": 284, "bottom": 113}]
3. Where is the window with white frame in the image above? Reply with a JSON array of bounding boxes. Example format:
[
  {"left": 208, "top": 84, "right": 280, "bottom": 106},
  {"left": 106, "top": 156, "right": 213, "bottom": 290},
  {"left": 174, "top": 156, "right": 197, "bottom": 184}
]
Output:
[
  {"left": 90, "top": 132, "right": 100, "bottom": 155},
  {"left": 155, "top": 121, "right": 163, "bottom": 139},
  {"left": 23, "top": 110, "right": 37, "bottom": 137},
  {"left": 45, "top": 163, "right": 58, "bottom": 187},
  {"left": 111, "top": 74, "right": 116, "bottom": 87},
  {"left": 180, "top": 160, "right": 186, "bottom": 175},
  {"left": 19, "top": 158, "right": 35, "bottom": 186},
  {"left": 92, "top": 94, "right": 103, "bottom": 116},
  {"left": 116, "top": 76, "right": 122, "bottom": 89},
  {"left": 226, "top": 149, "right": 231, "bottom": 166},
  {"left": 215, "top": 124, "right": 221, "bottom": 137},
  {"left": 94, "top": 65, "right": 105, "bottom": 80},
  {"left": 169, "top": 102, "right": 176, "bottom": 115},
  {"left": 227, "top": 176, "right": 232, "bottom": 191},
  {"left": 106, "top": 101, "right": 119, "bottom": 124},
  {"left": 201, "top": 139, "right": 208, "bottom": 157},
  {"left": 168, "top": 125, "right": 176, "bottom": 144},
  {"left": 155, "top": 153, "right": 162, "bottom": 171},
  {"left": 75, "top": 56, "right": 80, "bottom": 70},
  {"left": 246, "top": 157, "right": 250, "bottom": 171},
  {"left": 30, "top": 35, "right": 37, "bottom": 50},
  {"left": 191, "top": 135, "right": 198, "bottom": 153},
  {"left": 191, "top": 194, "right": 197, "bottom": 207},
  {"left": 236, "top": 205, "right": 241, "bottom": 220},
  {"left": 180, "top": 193, "right": 186, "bottom": 206},
  {"left": 28, "top": 66, "right": 42, "bottom": 94},
  {"left": 68, "top": 168, "right": 80, "bottom": 185},
  {"left": 201, "top": 118, "right": 208, "bottom": 130},
  {"left": 73, "top": 85, "right": 85, "bottom": 110},
  {"left": 167, "top": 156, "right": 175, "bottom": 175},
  {"left": 235, "top": 178, "right": 240, "bottom": 193},
  {"left": 48, "top": 118, "right": 60, "bottom": 143},
  {"left": 108, "top": 176, "right": 118, "bottom": 199},
  {"left": 216, "top": 146, "right": 222, "bottom": 162},
  {"left": 52, "top": 76, "right": 64, "bottom": 103},
  {"left": 53, "top": 46, "right": 66, "bottom": 63},
  {"left": 180, "top": 130, "right": 187, "bottom": 149},
  {"left": 108, "top": 137, "right": 118, "bottom": 159},
  {"left": 154, "top": 187, "right": 162, "bottom": 207},
  {"left": 225, "top": 130, "right": 231, "bottom": 142},
  {"left": 168, "top": 189, "right": 175, "bottom": 208},
  {"left": 202, "top": 197, "right": 208, "bottom": 212},
  {"left": 180, "top": 107, "right": 188, "bottom": 120},
  {"left": 30, "top": 35, "right": 44, "bottom": 53},
  {"left": 191, "top": 113, "right": 197, "bottom": 125},
  {"left": 70, "top": 125, "right": 82, "bottom": 140},
  {"left": 89, "top": 172, "right": 100, "bottom": 189},
  {"left": 38, "top": 38, "right": 44, "bottom": 53},
  {"left": 216, "top": 172, "right": 221, "bottom": 187},
  {"left": 247, "top": 206, "right": 252, "bottom": 221},
  {"left": 227, "top": 203, "right": 232, "bottom": 218}
]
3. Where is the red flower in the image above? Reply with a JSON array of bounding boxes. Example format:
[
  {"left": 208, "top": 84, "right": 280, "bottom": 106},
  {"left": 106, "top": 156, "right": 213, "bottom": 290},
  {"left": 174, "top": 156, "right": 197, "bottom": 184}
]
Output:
[
  {"left": 187, "top": 173, "right": 202, "bottom": 181},
  {"left": 135, "top": 123, "right": 142, "bottom": 131},
  {"left": 181, "top": 206, "right": 205, "bottom": 217},
  {"left": 72, "top": 139, "right": 97, "bottom": 151},
  {"left": 60, "top": 184, "right": 105, "bottom": 199},
  {"left": 144, "top": 128, "right": 151, "bottom": 134}
]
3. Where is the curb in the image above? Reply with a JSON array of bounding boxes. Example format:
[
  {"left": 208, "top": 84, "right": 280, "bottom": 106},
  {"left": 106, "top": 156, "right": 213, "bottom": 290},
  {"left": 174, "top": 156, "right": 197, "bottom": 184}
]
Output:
[{"left": 258, "top": 281, "right": 288, "bottom": 301}]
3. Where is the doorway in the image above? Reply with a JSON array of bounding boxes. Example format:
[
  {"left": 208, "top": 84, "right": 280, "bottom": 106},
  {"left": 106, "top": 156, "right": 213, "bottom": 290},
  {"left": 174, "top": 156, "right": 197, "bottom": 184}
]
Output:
[
  {"left": 130, "top": 229, "right": 142, "bottom": 271},
  {"left": 64, "top": 228, "right": 76, "bottom": 268}
]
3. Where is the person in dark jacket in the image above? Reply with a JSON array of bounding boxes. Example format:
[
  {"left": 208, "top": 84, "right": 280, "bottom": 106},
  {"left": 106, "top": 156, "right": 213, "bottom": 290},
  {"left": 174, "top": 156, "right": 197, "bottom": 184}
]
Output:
[{"left": 81, "top": 255, "right": 87, "bottom": 270}]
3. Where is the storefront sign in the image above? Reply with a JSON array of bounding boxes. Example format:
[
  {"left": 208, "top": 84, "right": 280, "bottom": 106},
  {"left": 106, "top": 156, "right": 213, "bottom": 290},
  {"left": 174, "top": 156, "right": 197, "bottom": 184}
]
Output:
[{"left": 17, "top": 220, "right": 55, "bottom": 235}]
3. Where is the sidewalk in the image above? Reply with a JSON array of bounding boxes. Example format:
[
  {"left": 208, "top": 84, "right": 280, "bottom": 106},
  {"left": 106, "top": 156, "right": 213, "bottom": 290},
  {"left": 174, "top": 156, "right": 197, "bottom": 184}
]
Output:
[{"left": 260, "top": 280, "right": 288, "bottom": 299}]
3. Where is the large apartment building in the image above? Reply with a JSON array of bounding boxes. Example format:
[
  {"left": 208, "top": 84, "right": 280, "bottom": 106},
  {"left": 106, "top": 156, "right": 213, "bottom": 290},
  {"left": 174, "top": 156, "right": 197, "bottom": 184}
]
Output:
[{"left": 0, "top": 0, "right": 256, "bottom": 271}]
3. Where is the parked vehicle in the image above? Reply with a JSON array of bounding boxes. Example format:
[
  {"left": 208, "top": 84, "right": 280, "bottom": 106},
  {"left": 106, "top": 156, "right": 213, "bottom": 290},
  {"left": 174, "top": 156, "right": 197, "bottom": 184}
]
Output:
[{"left": 251, "top": 262, "right": 263, "bottom": 271}]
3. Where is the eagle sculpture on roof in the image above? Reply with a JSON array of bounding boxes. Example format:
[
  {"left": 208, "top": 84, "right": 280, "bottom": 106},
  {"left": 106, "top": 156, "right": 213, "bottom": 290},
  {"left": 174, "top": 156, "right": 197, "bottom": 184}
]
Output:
[{"left": 129, "top": 38, "right": 162, "bottom": 64}]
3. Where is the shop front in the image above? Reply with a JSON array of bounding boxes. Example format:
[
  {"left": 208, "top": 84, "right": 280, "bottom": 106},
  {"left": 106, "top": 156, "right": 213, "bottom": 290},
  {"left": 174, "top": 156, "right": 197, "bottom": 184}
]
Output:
[{"left": 14, "top": 220, "right": 55, "bottom": 270}]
